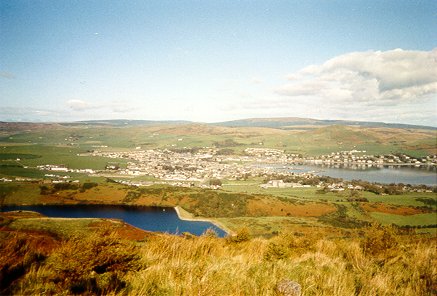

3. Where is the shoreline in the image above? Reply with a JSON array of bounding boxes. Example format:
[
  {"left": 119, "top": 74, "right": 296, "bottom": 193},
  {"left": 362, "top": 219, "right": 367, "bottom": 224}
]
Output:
[{"left": 174, "top": 206, "right": 233, "bottom": 236}]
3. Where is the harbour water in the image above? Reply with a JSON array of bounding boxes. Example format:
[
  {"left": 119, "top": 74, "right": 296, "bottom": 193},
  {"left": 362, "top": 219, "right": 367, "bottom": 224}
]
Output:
[{"left": 266, "top": 163, "right": 436, "bottom": 186}]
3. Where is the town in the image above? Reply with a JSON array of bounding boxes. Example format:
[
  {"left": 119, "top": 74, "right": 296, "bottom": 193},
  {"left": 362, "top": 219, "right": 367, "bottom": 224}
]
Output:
[
  {"left": 83, "top": 147, "right": 436, "bottom": 181},
  {"left": 71, "top": 148, "right": 434, "bottom": 192},
  {"left": 3, "top": 147, "right": 433, "bottom": 193}
]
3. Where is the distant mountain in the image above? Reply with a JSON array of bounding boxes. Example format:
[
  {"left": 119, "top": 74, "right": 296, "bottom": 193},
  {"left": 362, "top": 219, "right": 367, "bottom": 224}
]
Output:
[
  {"left": 61, "top": 119, "right": 192, "bottom": 126},
  {"left": 214, "top": 117, "right": 436, "bottom": 130},
  {"left": 0, "top": 121, "right": 63, "bottom": 132}
]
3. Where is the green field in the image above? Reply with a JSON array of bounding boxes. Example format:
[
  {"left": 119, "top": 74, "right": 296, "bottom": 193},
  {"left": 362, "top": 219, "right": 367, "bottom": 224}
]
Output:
[
  {"left": 223, "top": 182, "right": 436, "bottom": 207},
  {"left": 7, "top": 217, "right": 108, "bottom": 237},
  {"left": 370, "top": 212, "right": 436, "bottom": 226},
  {"left": 0, "top": 144, "right": 128, "bottom": 170}
]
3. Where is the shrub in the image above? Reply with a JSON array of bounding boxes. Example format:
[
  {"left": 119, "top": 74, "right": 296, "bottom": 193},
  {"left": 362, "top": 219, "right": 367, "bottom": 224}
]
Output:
[
  {"left": 227, "top": 227, "right": 251, "bottom": 243},
  {"left": 81, "top": 182, "right": 98, "bottom": 191},
  {"left": 39, "top": 185, "right": 50, "bottom": 195},
  {"left": 361, "top": 223, "right": 398, "bottom": 257},
  {"left": 202, "top": 228, "right": 218, "bottom": 238},
  {"left": 53, "top": 182, "right": 78, "bottom": 192},
  {"left": 0, "top": 232, "right": 56, "bottom": 294},
  {"left": 44, "top": 230, "right": 143, "bottom": 294},
  {"left": 209, "top": 179, "right": 222, "bottom": 186},
  {"left": 264, "top": 242, "right": 289, "bottom": 261},
  {"left": 123, "top": 191, "right": 141, "bottom": 203}
]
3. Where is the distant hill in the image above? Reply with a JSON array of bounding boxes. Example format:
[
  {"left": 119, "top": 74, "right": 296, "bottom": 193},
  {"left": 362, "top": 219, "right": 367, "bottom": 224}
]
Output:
[
  {"left": 61, "top": 119, "right": 192, "bottom": 126},
  {"left": 214, "top": 117, "right": 436, "bottom": 130},
  {"left": 0, "top": 121, "right": 63, "bottom": 133},
  {"left": 0, "top": 118, "right": 435, "bottom": 156},
  {"left": 2, "top": 118, "right": 435, "bottom": 130}
]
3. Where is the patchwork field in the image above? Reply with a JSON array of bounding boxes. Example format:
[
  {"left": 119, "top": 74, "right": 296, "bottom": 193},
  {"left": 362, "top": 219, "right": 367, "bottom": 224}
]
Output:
[{"left": 2, "top": 180, "right": 435, "bottom": 236}]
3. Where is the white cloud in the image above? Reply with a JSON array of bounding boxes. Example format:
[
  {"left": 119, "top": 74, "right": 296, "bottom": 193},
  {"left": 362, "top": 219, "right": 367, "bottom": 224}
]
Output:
[
  {"left": 0, "top": 107, "right": 59, "bottom": 121},
  {"left": 277, "top": 48, "right": 437, "bottom": 105},
  {"left": 66, "top": 99, "right": 138, "bottom": 115},
  {"left": 215, "top": 49, "right": 437, "bottom": 126},
  {"left": 66, "top": 99, "right": 94, "bottom": 111},
  {"left": 0, "top": 71, "right": 15, "bottom": 79},
  {"left": 251, "top": 77, "right": 263, "bottom": 84},
  {"left": 219, "top": 48, "right": 437, "bottom": 126}
]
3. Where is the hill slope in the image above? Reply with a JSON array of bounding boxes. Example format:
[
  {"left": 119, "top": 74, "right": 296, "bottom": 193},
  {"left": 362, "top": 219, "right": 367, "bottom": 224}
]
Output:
[{"left": 214, "top": 117, "right": 436, "bottom": 130}]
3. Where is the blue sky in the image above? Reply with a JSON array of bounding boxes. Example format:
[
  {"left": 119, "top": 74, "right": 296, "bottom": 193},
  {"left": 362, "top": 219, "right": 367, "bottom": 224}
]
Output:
[{"left": 1, "top": 0, "right": 436, "bottom": 125}]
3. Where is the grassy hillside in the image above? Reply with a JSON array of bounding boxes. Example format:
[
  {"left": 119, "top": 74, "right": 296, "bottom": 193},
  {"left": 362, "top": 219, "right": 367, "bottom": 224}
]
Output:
[
  {"left": 1, "top": 121, "right": 435, "bottom": 157},
  {"left": 1, "top": 212, "right": 435, "bottom": 295},
  {"left": 215, "top": 117, "right": 437, "bottom": 130}
]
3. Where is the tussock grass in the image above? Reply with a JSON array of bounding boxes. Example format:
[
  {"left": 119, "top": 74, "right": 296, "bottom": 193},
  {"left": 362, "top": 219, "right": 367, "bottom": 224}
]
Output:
[{"left": 1, "top": 224, "right": 436, "bottom": 295}]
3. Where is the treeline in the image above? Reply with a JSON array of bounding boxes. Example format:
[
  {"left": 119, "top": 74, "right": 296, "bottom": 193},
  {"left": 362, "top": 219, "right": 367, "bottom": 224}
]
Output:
[
  {"left": 39, "top": 182, "right": 98, "bottom": 195},
  {"left": 349, "top": 180, "right": 437, "bottom": 195},
  {"left": 263, "top": 174, "right": 343, "bottom": 186},
  {"left": 263, "top": 173, "right": 436, "bottom": 194},
  {"left": 213, "top": 139, "right": 243, "bottom": 147},
  {"left": 398, "top": 224, "right": 437, "bottom": 229}
]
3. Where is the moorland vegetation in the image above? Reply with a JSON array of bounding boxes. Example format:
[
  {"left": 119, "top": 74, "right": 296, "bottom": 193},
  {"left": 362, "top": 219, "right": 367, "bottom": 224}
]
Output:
[{"left": 0, "top": 214, "right": 435, "bottom": 295}]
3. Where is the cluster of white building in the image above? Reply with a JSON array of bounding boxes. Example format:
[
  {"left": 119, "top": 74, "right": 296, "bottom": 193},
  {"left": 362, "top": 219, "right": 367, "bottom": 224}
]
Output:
[
  {"left": 301, "top": 150, "right": 437, "bottom": 166},
  {"left": 260, "top": 180, "right": 311, "bottom": 189},
  {"left": 37, "top": 165, "right": 95, "bottom": 174},
  {"left": 88, "top": 148, "right": 288, "bottom": 182}
]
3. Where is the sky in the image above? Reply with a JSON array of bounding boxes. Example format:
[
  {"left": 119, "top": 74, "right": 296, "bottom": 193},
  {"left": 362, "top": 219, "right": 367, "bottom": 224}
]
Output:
[{"left": 1, "top": 0, "right": 436, "bottom": 126}]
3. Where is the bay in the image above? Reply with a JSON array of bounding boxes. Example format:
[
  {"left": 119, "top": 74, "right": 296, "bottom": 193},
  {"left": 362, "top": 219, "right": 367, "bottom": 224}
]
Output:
[{"left": 266, "top": 164, "right": 436, "bottom": 186}]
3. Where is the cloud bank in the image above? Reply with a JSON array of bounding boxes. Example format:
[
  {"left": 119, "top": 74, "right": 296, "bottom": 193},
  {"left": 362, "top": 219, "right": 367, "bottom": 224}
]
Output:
[
  {"left": 277, "top": 48, "right": 437, "bottom": 105},
  {"left": 66, "top": 99, "right": 135, "bottom": 113},
  {"left": 0, "top": 107, "right": 59, "bottom": 121},
  {"left": 220, "top": 48, "right": 436, "bottom": 125}
]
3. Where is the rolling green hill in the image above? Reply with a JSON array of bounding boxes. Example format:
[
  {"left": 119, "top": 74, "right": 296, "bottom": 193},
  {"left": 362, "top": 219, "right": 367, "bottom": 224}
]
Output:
[
  {"left": 1, "top": 119, "right": 435, "bottom": 157},
  {"left": 214, "top": 117, "right": 437, "bottom": 130}
]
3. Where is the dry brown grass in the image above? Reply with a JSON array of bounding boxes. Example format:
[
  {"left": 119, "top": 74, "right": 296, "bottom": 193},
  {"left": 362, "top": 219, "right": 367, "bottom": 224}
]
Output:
[
  {"left": 1, "top": 221, "right": 436, "bottom": 296},
  {"left": 247, "top": 198, "right": 336, "bottom": 217},
  {"left": 361, "top": 203, "right": 430, "bottom": 216},
  {"left": 125, "top": 227, "right": 436, "bottom": 296}
]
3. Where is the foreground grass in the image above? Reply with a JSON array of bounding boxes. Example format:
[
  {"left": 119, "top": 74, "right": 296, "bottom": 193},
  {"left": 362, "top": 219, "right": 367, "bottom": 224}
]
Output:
[
  {"left": 128, "top": 231, "right": 436, "bottom": 296},
  {"left": 1, "top": 219, "right": 435, "bottom": 296}
]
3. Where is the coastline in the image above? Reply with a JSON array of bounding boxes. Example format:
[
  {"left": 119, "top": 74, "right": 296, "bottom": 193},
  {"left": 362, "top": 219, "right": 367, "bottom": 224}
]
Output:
[{"left": 174, "top": 206, "right": 232, "bottom": 236}]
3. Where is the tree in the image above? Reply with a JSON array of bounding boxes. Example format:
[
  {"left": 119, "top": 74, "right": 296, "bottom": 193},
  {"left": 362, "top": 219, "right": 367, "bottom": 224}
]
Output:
[
  {"left": 0, "top": 186, "right": 16, "bottom": 210},
  {"left": 209, "top": 179, "right": 222, "bottom": 186}
]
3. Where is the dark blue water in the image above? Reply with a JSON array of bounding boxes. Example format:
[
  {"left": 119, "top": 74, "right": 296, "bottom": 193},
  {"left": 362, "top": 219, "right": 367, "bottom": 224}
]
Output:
[{"left": 2, "top": 205, "right": 227, "bottom": 237}]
